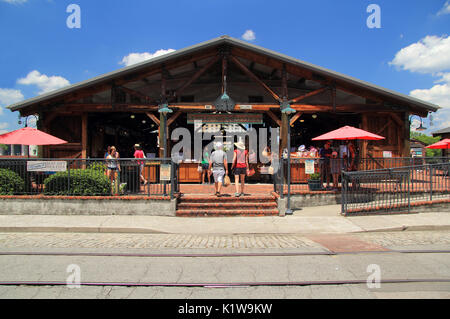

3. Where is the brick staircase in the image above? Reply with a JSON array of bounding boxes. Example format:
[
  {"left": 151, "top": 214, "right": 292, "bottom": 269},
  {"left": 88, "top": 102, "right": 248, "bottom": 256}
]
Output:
[{"left": 176, "top": 194, "right": 279, "bottom": 217}]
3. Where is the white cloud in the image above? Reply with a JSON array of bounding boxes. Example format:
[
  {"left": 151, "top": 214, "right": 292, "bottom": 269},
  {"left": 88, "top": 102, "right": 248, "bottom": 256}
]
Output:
[
  {"left": 389, "top": 35, "right": 450, "bottom": 74},
  {"left": 0, "top": 88, "right": 24, "bottom": 106},
  {"left": 390, "top": 35, "right": 450, "bottom": 131},
  {"left": 0, "top": 88, "right": 24, "bottom": 115},
  {"left": 17, "top": 70, "right": 70, "bottom": 94},
  {"left": 119, "top": 49, "right": 176, "bottom": 67},
  {"left": 242, "top": 30, "right": 256, "bottom": 41},
  {"left": 410, "top": 80, "right": 450, "bottom": 108},
  {"left": 437, "top": 0, "right": 450, "bottom": 16}
]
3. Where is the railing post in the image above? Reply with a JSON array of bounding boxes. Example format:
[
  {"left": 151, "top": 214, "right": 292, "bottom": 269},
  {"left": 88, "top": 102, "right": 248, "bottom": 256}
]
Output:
[
  {"left": 407, "top": 166, "right": 411, "bottom": 213},
  {"left": 341, "top": 172, "right": 347, "bottom": 215},
  {"left": 170, "top": 160, "right": 175, "bottom": 200},
  {"left": 67, "top": 160, "right": 71, "bottom": 195},
  {"left": 429, "top": 164, "right": 433, "bottom": 201}
]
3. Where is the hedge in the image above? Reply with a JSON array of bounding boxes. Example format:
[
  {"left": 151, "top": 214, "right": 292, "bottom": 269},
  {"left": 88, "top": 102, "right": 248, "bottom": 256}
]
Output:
[
  {"left": 44, "top": 168, "right": 111, "bottom": 196},
  {"left": 0, "top": 168, "right": 25, "bottom": 195}
]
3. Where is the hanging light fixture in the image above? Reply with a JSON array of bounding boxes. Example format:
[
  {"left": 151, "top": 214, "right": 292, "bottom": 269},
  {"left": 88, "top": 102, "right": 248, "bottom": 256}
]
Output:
[
  {"left": 281, "top": 101, "right": 296, "bottom": 114},
  {"left": 214, "top": 76, "right": 235, "bottom": 113}
]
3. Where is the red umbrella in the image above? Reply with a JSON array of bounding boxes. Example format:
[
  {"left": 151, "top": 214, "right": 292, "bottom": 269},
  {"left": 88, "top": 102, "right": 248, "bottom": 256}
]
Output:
[
  {"left": 312, "top": 126, "right": 385, "bottom": 141},
  {"left": 0, "top": 127, "right": 68, "bottom": 145},
  {"left": 426, "top": 139, "right": 450, "bottom": 149}
]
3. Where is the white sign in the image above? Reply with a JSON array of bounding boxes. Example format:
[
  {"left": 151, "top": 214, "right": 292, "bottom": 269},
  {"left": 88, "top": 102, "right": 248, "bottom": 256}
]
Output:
[
  {"left": 382, "top": 151, "right": 392, "bottom": 158},
  {"left": 305, "top": 160, "right": 315, "bottom": 175},
  {"left": 27, "top": 161, "right": 67, "bottom": 172},
  {"left": 160, "top": 164, "right": 171, "bottom": 181},
  {"left": 239, "top": 105, "right": 253, "bottom": 110}
]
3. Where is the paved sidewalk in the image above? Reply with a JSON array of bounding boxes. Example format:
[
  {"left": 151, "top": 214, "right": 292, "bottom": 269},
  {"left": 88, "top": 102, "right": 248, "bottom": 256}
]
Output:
[{"left": 0, "top": 205, "right": 449, "bottom": 234}]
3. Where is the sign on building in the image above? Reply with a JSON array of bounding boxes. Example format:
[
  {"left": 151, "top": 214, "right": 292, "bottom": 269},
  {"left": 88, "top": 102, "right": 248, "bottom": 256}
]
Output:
[{"left": 27, "top": 161, "right": 67, "bottom": 172}]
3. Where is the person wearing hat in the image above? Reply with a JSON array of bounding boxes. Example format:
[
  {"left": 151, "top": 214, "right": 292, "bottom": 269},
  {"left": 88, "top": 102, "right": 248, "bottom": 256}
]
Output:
[
  {"left": 209, "top": 142, "right": 228, "bottom": 196},
  {"left": 231, "top": 140, "right": 249, "bottom": 197},
  {"left": 134, "top": 144, "right": 148, "bottom": 186}
]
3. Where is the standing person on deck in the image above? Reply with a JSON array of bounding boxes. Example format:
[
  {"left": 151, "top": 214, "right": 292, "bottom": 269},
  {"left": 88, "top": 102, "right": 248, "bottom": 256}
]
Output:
[
  {"left": 209, "top": 142, "right": 228, "bottom": 197},
  {"left": 319, "top": 141, "right": 332, "bottom": 190},
  {"left": 231, "top": 140, "right": 249, "bottom": 197},
  {"left": 201, "top": 146, "right": 211, "bottom": 184},
  {"left": 106, "top": 146, "right": 121, "bottom": 194},
  {"left": 134, "top": 144, "right": 148, "bottom": 186}
]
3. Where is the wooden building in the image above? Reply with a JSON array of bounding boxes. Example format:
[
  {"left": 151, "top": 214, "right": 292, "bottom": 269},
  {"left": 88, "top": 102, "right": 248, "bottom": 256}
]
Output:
[{"left": 8, "top": 36, "right": 439, "bottom": 182}]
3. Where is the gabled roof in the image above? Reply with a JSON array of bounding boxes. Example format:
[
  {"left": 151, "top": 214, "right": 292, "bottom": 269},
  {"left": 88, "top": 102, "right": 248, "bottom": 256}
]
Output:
[
  {"left": 432, "top": 127, "right": 450, "bottom": 136},
  {"left": 7, "top": 35, "right": 440, "bottom": 113}
]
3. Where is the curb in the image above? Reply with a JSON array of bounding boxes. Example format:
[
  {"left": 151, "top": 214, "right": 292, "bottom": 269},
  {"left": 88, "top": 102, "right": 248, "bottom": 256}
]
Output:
[
  {"left": 1, "top": 224, "right": 449, "bottom": 234},
  {"left": 0, "top": 227, "right": 167, "bottom": 234}
]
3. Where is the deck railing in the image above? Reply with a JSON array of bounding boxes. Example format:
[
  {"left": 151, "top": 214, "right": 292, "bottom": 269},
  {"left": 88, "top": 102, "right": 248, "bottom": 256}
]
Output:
[
  {"left": 341, "top": 162, "right": 450, "bottom": 215},
  {"left": 0, "top": 158, "right": 177, "bottom": 198}
]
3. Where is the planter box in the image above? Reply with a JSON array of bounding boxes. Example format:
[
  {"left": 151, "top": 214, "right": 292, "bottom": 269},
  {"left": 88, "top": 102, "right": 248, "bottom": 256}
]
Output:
[{"left": 307, "top": 179, "right": 323, "bottom": 191}]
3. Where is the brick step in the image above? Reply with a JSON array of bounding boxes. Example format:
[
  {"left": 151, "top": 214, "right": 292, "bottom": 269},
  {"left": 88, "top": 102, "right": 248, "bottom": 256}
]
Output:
[
  {"left": 176, "top": 209, "right": 279, "bottom": 217},
  {"left": 178, "top": 195, "right": 276, "bottom": 203},
  {"left": 177, "top": 202, "right": 278, "bottom": 210}
]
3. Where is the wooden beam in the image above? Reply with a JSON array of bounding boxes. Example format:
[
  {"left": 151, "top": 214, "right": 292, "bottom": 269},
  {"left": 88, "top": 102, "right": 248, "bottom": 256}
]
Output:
[
  {"left": 281, "top": 64, "right": 288, "bottom": 101},
  {"left": 118, "top": 86, "right": 154, "bottom": 103},
  {"left": 290, "top": 113, "right": 303, "bottom": 126},
  {"left": 167, "top": 110, "right": 182, "bottom": 126},
  {"left": 170, "top": 55, "right": 220, "bottom": 101},
  {"left": 229, "top": 54, "right": 281, "bottom": 102},
  {"left": 146, "top": 112, "right": 160, "bottom": 126},
  {"left": 289, "top": 87, "right": 328, "bottom": 104},
  {"left": 222, "top": 54, "right": 228, "bottom": 94},
  {"left": 376, "top": 118, "right": 392, "bottom": 136},
  {"left": 267, "top": 110, "right": 281, "bottom": 127},
  {"left": 389, "top": 112, "right": 404, "bottom": 127}
]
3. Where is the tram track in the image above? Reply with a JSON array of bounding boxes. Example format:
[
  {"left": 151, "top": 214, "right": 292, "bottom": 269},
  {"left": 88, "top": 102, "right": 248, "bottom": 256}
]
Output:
[
  {"left": 0, "top": 249, "right": 449, "bottom": 258},
  {"left": 0, "top": 278, "right": 449, "bottom": 288},
  {"left": 1, "top": 249, "right": 449, "bottom": 291}
]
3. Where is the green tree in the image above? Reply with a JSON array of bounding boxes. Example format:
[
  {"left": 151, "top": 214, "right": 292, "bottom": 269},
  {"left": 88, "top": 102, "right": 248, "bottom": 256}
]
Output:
[{"left": 410, "top": 131, "right": 442, "bottom": 157}]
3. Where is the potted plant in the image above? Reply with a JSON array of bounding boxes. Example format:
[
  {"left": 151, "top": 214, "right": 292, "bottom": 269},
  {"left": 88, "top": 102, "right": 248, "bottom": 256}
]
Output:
[{"left": 307, "top": 173, "right": 322, "bottom": 191}]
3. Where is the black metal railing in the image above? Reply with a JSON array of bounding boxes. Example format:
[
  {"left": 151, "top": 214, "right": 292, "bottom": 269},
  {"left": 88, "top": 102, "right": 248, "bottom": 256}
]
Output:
[
  {"left": 341, "top": 162, "right": 450, "bottom": 215},
  {"left": 284, "top": 157, "right": 449, "bottom": 193},
  {"left": 0, "top": 158, "right": 178, "bottom": 198}
]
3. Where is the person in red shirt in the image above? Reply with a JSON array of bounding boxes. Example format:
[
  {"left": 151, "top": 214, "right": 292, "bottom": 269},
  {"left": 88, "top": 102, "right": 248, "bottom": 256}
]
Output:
[
  {"left": 231, "top": 141, "right": 249, "bottom": 197},
  {"left": 134, "top": 144, "right": 148, "bottom": 185}
]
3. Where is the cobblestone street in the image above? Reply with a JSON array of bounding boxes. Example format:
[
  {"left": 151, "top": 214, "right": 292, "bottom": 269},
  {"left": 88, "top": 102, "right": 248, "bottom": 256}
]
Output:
[{"left": 0, "top": 230, "right": 449, "bottom": 251}]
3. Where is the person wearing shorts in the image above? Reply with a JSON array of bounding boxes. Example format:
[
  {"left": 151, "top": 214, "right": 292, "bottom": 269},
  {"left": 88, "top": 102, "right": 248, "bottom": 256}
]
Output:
[
  {"left": 208, "top": 142, "right": 228, "bottom": 197},
  {"left": 134, "top": 144, "right": 147, "bottom": 185},
  {"left": 201, "top": 147, "right": 211, "bottom": 184},
  {"left": 232, "top": 141, "right": 249, "bottom": 197}
]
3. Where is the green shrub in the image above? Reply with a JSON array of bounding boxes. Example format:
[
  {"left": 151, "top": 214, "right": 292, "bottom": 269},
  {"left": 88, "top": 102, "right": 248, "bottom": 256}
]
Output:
[
  {"left": 0, "top": 168, "right": 25, "bottom": 195},
  {"left": 308, "top": 173, "right": 321, "bottom": 180},
  {"left": 44, "top": 169, "right": 111, "bottom": 196},
  {"left": 87, "top": 161, "right": 107, "bottom": 172}
]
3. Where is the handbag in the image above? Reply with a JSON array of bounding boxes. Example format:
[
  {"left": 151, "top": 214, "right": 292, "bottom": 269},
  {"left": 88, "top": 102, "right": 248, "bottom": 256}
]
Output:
[
  {"left": 247, "top": 168, "right": 255, "bottom": 177},
  {"left": 223, "top": 175, "right": 231, "bottom": 187},
  {"left": 197, "top": 164, "right": 203, "bottom": 173}
]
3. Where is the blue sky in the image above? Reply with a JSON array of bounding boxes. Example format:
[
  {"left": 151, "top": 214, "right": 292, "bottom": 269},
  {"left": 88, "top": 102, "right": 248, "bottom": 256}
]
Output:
[{"left": 0, "top": 0, "right": 449, "bottom": 134}]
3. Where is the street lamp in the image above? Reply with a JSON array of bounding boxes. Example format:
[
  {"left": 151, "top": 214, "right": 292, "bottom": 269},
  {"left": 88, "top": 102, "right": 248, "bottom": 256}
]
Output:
[
  {"left": 281, "top": 102, "right": 296, "bottom": 216},
  {"left": 158, "top": 102, "right": 172, "bottom": 196},
  {"left": 409, "top": 115, "right": 427, "bottom": 132}
]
